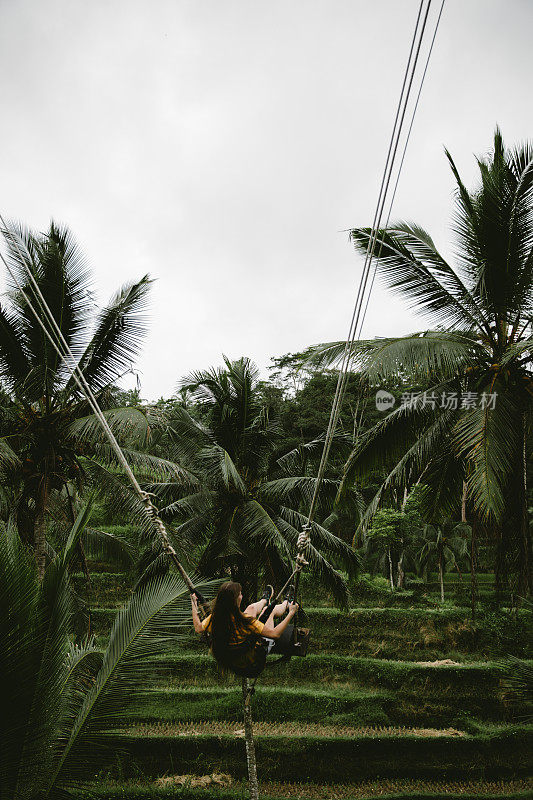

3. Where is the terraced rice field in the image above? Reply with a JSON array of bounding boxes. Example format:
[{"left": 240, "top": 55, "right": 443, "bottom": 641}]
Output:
[{"left": 77, "top": 566, "right": 533, "bottom": 799}]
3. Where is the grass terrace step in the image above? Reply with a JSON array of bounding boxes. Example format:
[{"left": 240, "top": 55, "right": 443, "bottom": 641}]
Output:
[
  {"left": 125, "top": 682, "right": 515, "bottom": 727},
  {"left": 90, "top": 606, "right": 532, "bottom": 660},
  {"left": 81, "top": 778, "right": 533, "bottom": 799},
  {"left": 103, "top": 726, "right": 533, "bottom": 782},
  {"left": 147, "top": 652, "right": 515, "bottom": 690}
]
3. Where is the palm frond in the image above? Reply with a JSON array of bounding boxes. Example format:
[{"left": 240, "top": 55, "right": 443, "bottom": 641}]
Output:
[
  {"left": 53, "top": 572, "right": 214, "bottom": 787},
  {"left": 278, "top": 506, "right": 360, "bottom": 576},
  {"left": 306, "top": 330, "right": 484, "bottom": 384},
  {"left": 0, "top": 436, "right": 22, "bottom": 471},
  {"left": 350, "top": 408, "right": 457, "bottom": 531},
  {"left": 258, "top": 476, "right": 339, "bottom": 510},
  {"left": 0, "top": 303, "right": 30, "bottom": 389},
  {"left": 238, "top": 500, "right": 293, "bottom": 563},
  {"left": 453, "top": 386, "right": 521, "bottom": 520},
  {"left": 91, "top": 442, "right": 197, "bottom": 485},
  {"left": 350, "top": 224, "right": 488, "bottom": 330},
  {"left": 340, "top": 387, "right": 456, "bottom": 486},
  {"left": 274, "top": 512, "right": 353, "bottom": 608},
  {"left": 275, "top": 432, "right": 352, "bottom": 473},
  {"left": 198, "top": 444, "right": 246, "bottom": 494},
  {"left": 68, "top": 406, "right": 152, "bottom": 448},
  {"left": 73, "top": 275, "right": 152, "bottom": 393}
]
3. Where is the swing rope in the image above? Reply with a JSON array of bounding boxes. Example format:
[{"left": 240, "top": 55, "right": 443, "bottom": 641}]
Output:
[
  {"left": 356, "top": 0, "right": 446, "bottom": 342},
  {"left": 271, "top": 0, "right": 446, "bottom": 611}
]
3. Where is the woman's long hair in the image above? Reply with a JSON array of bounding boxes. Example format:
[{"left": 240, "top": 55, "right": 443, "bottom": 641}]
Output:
[{"left": 209, "top": 581, "right": 257, "bottom": 665}]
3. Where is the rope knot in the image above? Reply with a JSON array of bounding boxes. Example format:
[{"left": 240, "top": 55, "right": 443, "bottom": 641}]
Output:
[
  {"left": 295, "top": 527, "right": 311, "bottom": 567},
  {"left": 140, "top": 491, "right": 159, "bottom": 518}
]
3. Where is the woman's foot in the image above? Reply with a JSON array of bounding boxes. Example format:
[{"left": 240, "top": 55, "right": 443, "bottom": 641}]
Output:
[
  {"left": 284, "top": 584, "right": 295, "bottom": 603},
  {"left": 262, "top": 584, "right": 274, "bottom": 604}
]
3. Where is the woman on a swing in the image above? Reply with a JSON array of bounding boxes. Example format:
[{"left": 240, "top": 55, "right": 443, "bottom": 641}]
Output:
[{"left": 191, "top": 581, "right": 299, "bottom": 676}]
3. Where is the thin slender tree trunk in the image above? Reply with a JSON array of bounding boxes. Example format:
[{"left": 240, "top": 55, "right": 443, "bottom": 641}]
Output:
[
  {"left": 396, "top": 553, "right": 404, "bottom": 589},
  {"left": 388, "top": 548, "right": 394, "bottom": 591},
  {"left": 463, "top": 482, "right": 477, "bottom": 621},
  {"left": 439, "top": 556, "right": 444, "bottom": 603},
  {"left": 242, "top": 678, "right": 259, "bottom": 800},
  {"left": 518, "top": 412, "right": 531, "bottom": 598},
  {"left": 34, "top": 478, "right": 48, "bottom": 581},
  {"left": 495, "top": 525, "right": 506, "bottom": 599}
]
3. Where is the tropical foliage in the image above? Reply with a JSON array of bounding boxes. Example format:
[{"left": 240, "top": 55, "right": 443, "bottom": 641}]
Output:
[
  {"left": 152, "top": 357, "right": 359, "bottom": 605},
  {"left": 309, "top": 129, "right": 533, "bottom": 596},
  {"left": 0, "top": 502, "right": 211, "bottom": 800}
]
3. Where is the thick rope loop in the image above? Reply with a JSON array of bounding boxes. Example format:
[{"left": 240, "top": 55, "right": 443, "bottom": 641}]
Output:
[{"left": 295, "top": 528, "right": 311, "bottom": 568}]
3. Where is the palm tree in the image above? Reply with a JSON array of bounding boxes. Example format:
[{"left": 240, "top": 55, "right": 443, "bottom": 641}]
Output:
[
  {"left": 0, "top": 220, "right": 182, "bottom": 578},
  {"left": 416, "top": 522, "right": 470, "bottom": 602},
  {"left": 363, "top": 506, "right": 421, "bottom": 590},
  {"left": 0, "top": 503, "right": 212, "bottom": 800},
  {"left": 156, "top": 357, "right": 359, "bottom": 606},
  {"left": 310, "top": 130, "right": 533, "bottom": 597}
]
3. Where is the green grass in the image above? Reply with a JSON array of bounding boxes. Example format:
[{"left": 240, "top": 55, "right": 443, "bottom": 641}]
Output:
[
  {"left": 126, "top": 686, "right": 393, "bottom": 726},
  {"left": 140, "top": 651, "right": 523, "bottom": 689}
]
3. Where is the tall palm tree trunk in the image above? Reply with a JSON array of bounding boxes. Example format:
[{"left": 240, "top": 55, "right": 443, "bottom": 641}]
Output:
[
  {"left": 242, "top": 678, "right": 259, "bottom": 800},
  {"left": 470, "top": 520, "right": 478, "bottom": 622},
  {"left": 396, "top": 553, "right": 405, "bottom": 589},
  {"left": 495, "top": 525, "right": 507, "bottom": 599},
  {"left": 387, "top": 548, "right": 394, "bottom": 591}
]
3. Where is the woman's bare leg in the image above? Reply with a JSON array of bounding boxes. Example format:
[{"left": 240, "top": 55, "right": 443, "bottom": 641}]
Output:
[
  {"left": 243, "top": 599, "right": 267, "bottom": 618},
  {"left": 263, "top": 602, "right": 289, "bottom": 627},
  {"left": 273, "top": 601, "right": 288, "bottom": 617}
]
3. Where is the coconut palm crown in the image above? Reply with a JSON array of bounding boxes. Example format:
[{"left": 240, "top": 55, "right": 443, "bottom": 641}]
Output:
[
  {"left": 156, "top": 357, "right": 359, "bottom": 606},
  {"left": 0, "top": 221, "right": 182, "bottom": 578}
]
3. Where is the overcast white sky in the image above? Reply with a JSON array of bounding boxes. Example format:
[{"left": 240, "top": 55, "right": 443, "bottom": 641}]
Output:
[{"left": 1, "top": 0, "right": 532, "bottom": 400}]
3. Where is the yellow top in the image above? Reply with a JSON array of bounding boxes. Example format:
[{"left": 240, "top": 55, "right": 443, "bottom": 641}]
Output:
[{"left": 201, "top": 614, "right": 265, "bottom": 644}]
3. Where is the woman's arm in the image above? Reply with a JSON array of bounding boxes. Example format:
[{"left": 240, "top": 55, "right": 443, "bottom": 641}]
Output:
[
  {"left": 191, "top": 594, "right": 204, "bottom": 634},
  {"left": 261, "top": 602, "right": 298, "bottom": 639}
]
